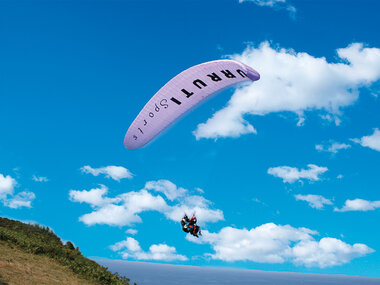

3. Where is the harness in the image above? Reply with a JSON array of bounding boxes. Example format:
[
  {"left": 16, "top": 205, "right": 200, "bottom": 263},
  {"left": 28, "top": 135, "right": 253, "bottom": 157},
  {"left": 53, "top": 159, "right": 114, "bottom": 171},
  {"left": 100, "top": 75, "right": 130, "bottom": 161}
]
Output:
[{"left": 181, "top": 215, "right": 200, "bottom": 237}]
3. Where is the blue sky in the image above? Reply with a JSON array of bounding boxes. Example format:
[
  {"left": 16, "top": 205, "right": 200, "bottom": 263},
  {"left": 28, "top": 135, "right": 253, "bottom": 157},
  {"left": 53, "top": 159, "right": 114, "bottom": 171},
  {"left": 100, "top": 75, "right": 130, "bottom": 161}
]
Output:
[{"left": 1, "top": 0, "right": 380, "bottom": 277}]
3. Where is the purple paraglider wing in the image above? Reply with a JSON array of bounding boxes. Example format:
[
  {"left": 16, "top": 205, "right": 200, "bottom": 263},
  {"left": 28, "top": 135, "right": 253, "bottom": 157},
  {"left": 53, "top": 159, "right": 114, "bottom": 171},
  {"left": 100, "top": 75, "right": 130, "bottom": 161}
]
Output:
[{"left": 124, "top": 59, "right": 260, "bottom": 149}]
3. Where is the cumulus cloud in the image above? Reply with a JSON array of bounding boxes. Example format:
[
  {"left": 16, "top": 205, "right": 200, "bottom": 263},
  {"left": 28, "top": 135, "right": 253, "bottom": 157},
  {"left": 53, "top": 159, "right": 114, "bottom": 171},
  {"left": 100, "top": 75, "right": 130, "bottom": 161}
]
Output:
[
  {"left": 352, "top": 128, "right": 380, "bottom": 152},
  {"left": 110, "top": 237, "right": 141, "bottom": 252},
  {"left": 239, "top": 0, "right": 296, "bottom": 16},
  {"left": 70, "top": 180, "right": 224, "bottom": 227},
  {"left": 334, "top": 199, "right": 380, "bottom": 212},
  {"left": 0, "top": 173, "right": 35, "bottom": 209},
  {"left": 145, "top": 180, "right": 187, "bottom": 201},
  {"left": 81, "top": 165, "right": 133, "bottom": 181},
  {"left": 291, "top": 237, "right": 373, "bottom": 268},
  {"left": 110, "top": 237, "right": 187, "bottom": 261},
  {"left": 294, "top": 194, "right": 333, "bottom": 209},
  {"left": 4, "top": 192, "right": 36, "bottom": 209},
  {"left": 165, "top": 194, "right": 224, "bottom": 226},
  {"left": 315, "top": 142, "right": 351, "bottom": 153},
  {"left": 268, "top": 164, "right": 328, "bottom": 183},
  {"left": 0, "top": 174, "right": 16, "bottom": 199},
  {"left": 76, "top": 190, "right": 168, "bottom": 226},
  {"left": 197, "top": 223, "right": 373, "bottom": 268},
  {"left": 69, "top": 185, "right": 114, "bottom": 207},
  {"left": 32, "top": 175, "right": 49, "bottom": 182},
  {"left": 194, "top": 42, "right": 380, "bottom": 140}
]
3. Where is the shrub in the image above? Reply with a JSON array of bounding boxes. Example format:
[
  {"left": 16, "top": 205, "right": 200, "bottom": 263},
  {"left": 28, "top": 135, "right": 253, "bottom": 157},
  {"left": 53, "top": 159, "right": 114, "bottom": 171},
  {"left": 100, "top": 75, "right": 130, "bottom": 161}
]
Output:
[{"left": 64, "top": 241, "right": 75, "bottom": 250}]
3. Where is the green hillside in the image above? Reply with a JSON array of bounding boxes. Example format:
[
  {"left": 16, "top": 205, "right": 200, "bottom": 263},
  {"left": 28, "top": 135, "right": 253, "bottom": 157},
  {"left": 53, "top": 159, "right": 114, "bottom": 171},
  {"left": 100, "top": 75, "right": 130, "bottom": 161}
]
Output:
[{"left": 0, "top": 217, "right": 133, "bottom": 285}]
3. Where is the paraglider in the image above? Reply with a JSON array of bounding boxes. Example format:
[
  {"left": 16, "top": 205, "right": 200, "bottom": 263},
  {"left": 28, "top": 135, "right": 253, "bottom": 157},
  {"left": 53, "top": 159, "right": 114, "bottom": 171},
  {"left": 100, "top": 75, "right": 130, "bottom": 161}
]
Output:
[
  {"left": 124, "top": 59, "right": 260, "bottom": 149},
  {"left": 181, "top": 214, "right": 201, "bottom": 238}
]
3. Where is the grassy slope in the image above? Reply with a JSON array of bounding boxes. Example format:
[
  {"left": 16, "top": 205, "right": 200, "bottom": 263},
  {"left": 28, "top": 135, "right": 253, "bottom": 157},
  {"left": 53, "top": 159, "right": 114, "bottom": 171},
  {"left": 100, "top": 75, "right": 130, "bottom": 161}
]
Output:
[
  {"left": 0, "top": 217, "right": 132, "bottom": 285},
  {"left": 0, "top": 241, "right": 93, "bottom": 285}
]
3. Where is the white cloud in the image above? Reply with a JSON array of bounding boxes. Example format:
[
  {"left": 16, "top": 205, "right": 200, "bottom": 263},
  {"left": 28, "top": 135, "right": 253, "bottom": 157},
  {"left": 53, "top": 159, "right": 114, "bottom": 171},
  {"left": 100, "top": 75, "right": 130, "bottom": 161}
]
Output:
[
  {"left": 32, "top": 175, "right": 49, "bottom": 182},
  {"left": 0, "top": 174, "right": 16, "bottom": 199},
  {"left": 69, "top": 185, "right": 113, "bottom": 207},
  {"left": 268, "top": 164, "right": 328, "bottom": 183},
  {"left": 239, "top": 0, "right": 296, "bottom": 16},
  {"left": 110, "top": 237, "right": 187, "bottom": 261},
  {"left": 4, "top": 192, "right": 36, "bottom": 209},
  {"left": 70, "top": 180, "right": 224, "bottom": 227},
  {"left": 125, "top": 229, "right": 138, "bottom": 235},
  {"left": 194, "top": 42, "right": 380, "bottom": 140},
  {"left": 315, "top": 145, "right": 322, "bottom": 151},
  {"left": 81, "top": 165, "right": 133, "bottom": 181},
  {"left": 0, "top": 173, "right": 35, "bottom": 209},
  {"left": 165, "top": 194, "right": 224, "bottom": 226},
  {"left": 79, "top": 204, "right": 141, "bottom": 226},
  {"left": 77, "top": 190, "right": 168, "bottom": 226},
  {"left": 291, "top": 237, "right": 373, "bottom": 268},
  {"left": 195, "top": 187, "right": 205, "bottom": 194},
  {"left": 320, "top": 114, "right": 341, "bottom": 125},
  {"left": 294, "top": 194, "right": 333, "bottom": 209},
  {"left": 352, "top": 128, "right": 380, "bottom": 152},
  {"left": 335, "top": 199, "right": 380, "bottom": 212},
  {"left": 197, "top": 223, "right": 373, "bottom": 268},
  {"left": 110, "top": 237, "right": 142, "bottom": 252},
  {"left": 315, "top": 142, "right": 351, "bottom": 153},
  {"left": 145, "top": 179, "right": 187, "bottom": 201}
]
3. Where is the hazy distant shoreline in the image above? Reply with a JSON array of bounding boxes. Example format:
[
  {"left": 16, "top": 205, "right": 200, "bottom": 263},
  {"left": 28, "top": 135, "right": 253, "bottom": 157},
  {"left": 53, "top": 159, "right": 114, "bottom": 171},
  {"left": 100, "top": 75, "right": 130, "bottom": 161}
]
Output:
[{"left": 97, "top": 259, "right": 380, "bottom": 285}]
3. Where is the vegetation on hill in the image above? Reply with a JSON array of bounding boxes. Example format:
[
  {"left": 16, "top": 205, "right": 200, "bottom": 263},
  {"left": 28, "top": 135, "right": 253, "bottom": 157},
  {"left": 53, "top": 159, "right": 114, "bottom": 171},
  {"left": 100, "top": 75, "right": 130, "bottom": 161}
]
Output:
[
  {"left": 0, "top": 217, "right": 133, "bottom": 285},
  {"left": 0, "top": 240, "right": 95, "bottom": 285}
]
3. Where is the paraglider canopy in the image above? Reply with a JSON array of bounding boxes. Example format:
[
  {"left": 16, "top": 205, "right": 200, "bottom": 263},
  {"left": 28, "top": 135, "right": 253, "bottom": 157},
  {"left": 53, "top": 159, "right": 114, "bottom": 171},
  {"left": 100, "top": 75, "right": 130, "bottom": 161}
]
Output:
[{"left": 124, "top": 60, "right": 260, "bottom": 149}]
